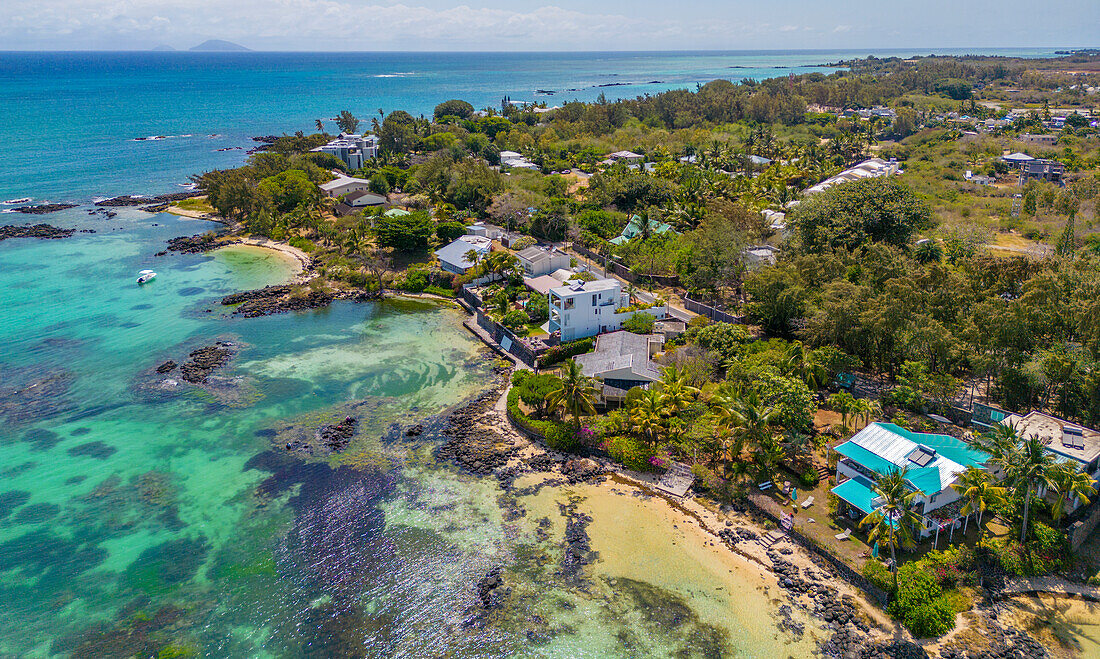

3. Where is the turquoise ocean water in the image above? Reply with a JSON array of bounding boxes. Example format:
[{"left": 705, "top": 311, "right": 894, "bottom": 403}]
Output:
[{"left": 0, "top": 49, "right": 1060, "bottom": 657}]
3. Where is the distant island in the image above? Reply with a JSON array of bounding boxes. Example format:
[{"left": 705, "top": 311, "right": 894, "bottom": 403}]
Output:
[
  {"left": 189, "top": 39, "right": 250, "bottom": 52},
  {"left": 151, "top": 44, "right": 176, "bottom": 51}
]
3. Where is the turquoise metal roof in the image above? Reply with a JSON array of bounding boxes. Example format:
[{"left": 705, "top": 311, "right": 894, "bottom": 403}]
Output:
[
  {"left": 832, "top": 476, "right": 878, "bottom": 515},
  {"left": 835, "top": 441, "right": 897, "bottom": 475},
  {"left": 837, "top": 422, "right": 990, "bottom": 495}
]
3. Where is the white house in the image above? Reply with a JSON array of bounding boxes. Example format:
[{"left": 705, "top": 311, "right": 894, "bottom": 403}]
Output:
[
  {"left": 743, "top": 245, "right": 778, "bottom": 269},
  {"left": 1002, "top": 412, "right": 1100, "bottom": 514},
  {"left": 311, "top": 133, "right": 379, "bottom": 169},
  {"left": 434, "top": 235, "right": 492, "bottom": 275},
  {"left": 466, "top": 222, "right": 504, "bottom": 241},
  {"left": 548, "top": 278, "right": 667, "bottom": 342},
  {"left": 319, "top": 174, "right": 372, "bottom": 198},
  {"left": 515, "top": 246, "right": 571, "bottom": 278},
  {"left": 832, "top": 422, "right": 990, "bottom": 539},
  {"left": 606, "top": 150, "right": 643, "bottom": 163},
  {"left": 803, "top": 158, "right": 900, "bottom": 195}
]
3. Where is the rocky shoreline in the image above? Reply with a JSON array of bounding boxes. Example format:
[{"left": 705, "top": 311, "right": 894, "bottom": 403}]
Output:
[
  {"left": 424, "top": 370, "right": 1065, "bottom": 658},
  {"left": 95, "top": 192, "right": 201, "bottom": 207},
  {"left": 0, "top": 224, "right": 77, "bottom": 241},
  {"left": 220, "top": 284, "right": 379, "bottom": 318}
]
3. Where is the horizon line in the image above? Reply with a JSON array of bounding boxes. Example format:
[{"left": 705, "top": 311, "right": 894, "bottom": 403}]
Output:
[{"left": 0, "top": 46, "right": 1088, "bottom": 55}]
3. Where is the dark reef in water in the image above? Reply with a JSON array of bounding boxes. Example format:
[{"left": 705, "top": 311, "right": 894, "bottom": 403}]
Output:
[
  {"left": 0, "top": 368, "right": 75, "bottom": 425},
  {"left": 0, "top": 223, "right": 77, "bottom": 238},
  {"left": 67, "top": 440, "right": 118, "bottom": 460}
]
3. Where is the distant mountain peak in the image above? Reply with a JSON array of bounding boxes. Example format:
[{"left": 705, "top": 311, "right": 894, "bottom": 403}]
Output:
[{"left": 189, "top": 39, "right": 250, "bottom": 52}]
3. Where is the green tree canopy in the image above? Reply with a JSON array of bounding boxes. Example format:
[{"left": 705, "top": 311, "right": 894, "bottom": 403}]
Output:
[
  {"left": 257, "top": 169, "right": 315, "bottom": 213},
  {"left": 375, "top": 210, "right": 434, "bottom": 251},
  {"left": 794, "top": 177, "right": 934, "bottom": 252},
  {"left": 434, "top": 99, "right": 475, "bottom": 120}
]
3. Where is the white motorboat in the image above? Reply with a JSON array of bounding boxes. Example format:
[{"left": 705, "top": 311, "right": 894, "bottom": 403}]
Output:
[
  {"left": 137, "top": 270, "right": 157, "bottom": 285},
  {"left": 3, "top": 197, "right": 31, "bottom": 205}
]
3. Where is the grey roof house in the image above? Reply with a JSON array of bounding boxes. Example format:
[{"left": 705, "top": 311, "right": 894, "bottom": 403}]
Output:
[{"left": 575, "top": 331, "right": 663, "bottom": 403}]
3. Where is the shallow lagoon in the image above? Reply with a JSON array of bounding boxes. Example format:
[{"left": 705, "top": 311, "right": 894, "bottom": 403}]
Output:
[{"left": 2, "top": 213, "right": 822, "bottom": 657}]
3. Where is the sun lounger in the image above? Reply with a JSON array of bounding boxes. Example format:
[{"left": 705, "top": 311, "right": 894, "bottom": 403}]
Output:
[
  {"left": 782, "top": 481, "right": 791, "bottom": 494},
  {"left": 834, "top": 528, "right": 851, "bottom": 540},
  {"left": 758, "top": 481, "right": 773, "bottom": 491},
  {"left": 801, "top": 496, "right": 815, "bottom": 509}
]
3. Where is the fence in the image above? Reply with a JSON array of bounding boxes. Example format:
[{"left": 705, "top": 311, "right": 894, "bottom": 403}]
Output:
[
  {"left": 572, "top": 244, "right": 681, "bottom": 288},
  {"left": 682, "top": 296, "right": 743, "bottom": 324},
  {"left": 475, "top": 310, "right": 539, "bottom": 367},
  {"left": 744, "top": 492, "right": 891, "bottom": 606}
]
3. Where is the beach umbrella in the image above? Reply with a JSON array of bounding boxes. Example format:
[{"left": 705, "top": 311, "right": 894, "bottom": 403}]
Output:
[
  {"left": 871, "top": 542, "right": 879, "bottom": 559},
  {"left": 792, "top": 487, "right": 797, "bottom": 502}
]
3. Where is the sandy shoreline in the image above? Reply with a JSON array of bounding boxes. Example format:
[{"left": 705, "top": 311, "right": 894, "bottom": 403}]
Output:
[{"left": 460, "top": 383, "right": 906, "bottom": 652}]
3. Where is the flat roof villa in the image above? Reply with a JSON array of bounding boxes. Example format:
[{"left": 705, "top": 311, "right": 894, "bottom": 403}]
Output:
[
  {"left": 515, "top": 246, "right": 571, "bottom": 278},
  {"left": 575, "top": 331, "right": 663, "bottom": 403},
  {"left": 1004, "top": 411, "right": 1100, "bottom": 473},
  {"left": 833, "top": 423, "right": 989, "bottom": 539},
  {"left": 311, "top": 133, "right": 379, "bottom": 170},
  {"left": 1001, "top": 412, "right": 1100, "bottom": 515},
  {"left": 548, "top": 278, "right": 667, "bottom": 342}
]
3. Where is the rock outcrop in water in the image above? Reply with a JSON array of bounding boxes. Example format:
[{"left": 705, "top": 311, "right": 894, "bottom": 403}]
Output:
[
  {"left": 11, "top": 204, "right": 79, "bottom": 215},
  {"left": 221, "top": 285, "right": 377, "bottom": 318},
  {"left": 179, "top": 344, "right": 233, "bottom": 383},
  {"left": 95, "top": 192, "right": 200, "bottom": 207},
  {"left": 162, "top": 233, "right": 230, "bottom": 254},
  {"left": 0, "top": 224, "right": 76, "bottom": 240}
]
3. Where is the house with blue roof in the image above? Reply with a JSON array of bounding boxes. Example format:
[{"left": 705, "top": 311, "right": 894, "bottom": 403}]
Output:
[{"left": 832, "top": 422, "right": 990, "bottom": 539}]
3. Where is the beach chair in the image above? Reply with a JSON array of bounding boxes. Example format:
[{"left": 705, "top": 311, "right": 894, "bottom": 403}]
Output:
[
  {"left": 834, "top": 528, "right": 851, "bottom": 540},
  {"left": 801, "top": 496, "right": 815, "bottom": 509},
  {"left": 758, "top": 481, "right": 773, "bottom": 491}
]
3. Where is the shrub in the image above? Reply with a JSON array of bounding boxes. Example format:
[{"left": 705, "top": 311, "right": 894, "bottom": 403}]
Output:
[
  {"left": 436, "top": 221, "right": 467, "bottom": 243},
  {"left": 506, "top": 388, "right": 576, "bottom": 452},
  {"left": 890, "top": 563, "right": 955, "bottom": 637},
  {"left": 401, "top": 268, "right": 428, "bottom": 293},
  {"left": 537, "top": 337, "right": 594, "bottom": 368},
  {"left": 287, "top": 236, "right": 315, "bottom": 252},
  {"left": 607, "top": 436, "right": 660, "bottom": 472},
  {"left": 884, "top": 385, "right": 924, "bottom": 413},
  {"left": 502, "top": 309, "right": 530, "bottom": 329},
  {"left": 622, "top": 312, "right": 656, "bottom": 334},
  {"left": 511, "top": 235, "right": 536, "bottom": 250},
  {"left": 862, "top": 560, "right": 895, "bottom": 594},
  {"left": 423, "top": 285, "right": 454, "bottom": 298}
]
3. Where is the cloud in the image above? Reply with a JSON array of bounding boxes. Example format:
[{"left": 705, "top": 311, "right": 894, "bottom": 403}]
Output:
[{"left": 833, "top": 24, "right": 852, "bottom": 33}]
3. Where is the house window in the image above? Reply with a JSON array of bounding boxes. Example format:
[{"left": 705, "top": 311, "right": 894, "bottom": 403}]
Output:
[
  {"left": 592, "top": 294, "right": 598, "bottom": 306},
  {"left": 929, "top": 493, "right": 938, "bottom": 504},
  {"left": 564, "top": 297, "right": 575, "bottom": 310}
]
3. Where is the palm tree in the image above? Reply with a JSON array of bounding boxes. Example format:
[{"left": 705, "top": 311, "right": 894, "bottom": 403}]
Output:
[
  {"left": 827, "top": 392, "right": 858, "bottom": 432},
  {"left": 315, "top": 119, "right": 325, "bottom": 133},
  {"left": 783, "top": 341, "right": 828, "bottom": 391},
  {"left": 1011, "top": 435, "right": 1058, "bottom": 543},
  {"left": 851, "top": 398, "right": 881, "bottom": 428},
  {"left": 951, "top": 466, "right": 1007, "bottom": 542},
  {"left": 630, "top": 389, "right": 665, "bottom": 448},
  {"left": 729, "top": 390, "right": 779, "bottom": 458},
  {"left": 655, "top": 365, "right": 700, "bottom": 417},
  {"left": 1049, "top": 463, "right": 1098, "bottom": 524},
  {"left": 859, "top": 468, "right": 922, "bottom": 591},
  {"left": 546, "top": 359, "right": 596, "bottom": 425}
]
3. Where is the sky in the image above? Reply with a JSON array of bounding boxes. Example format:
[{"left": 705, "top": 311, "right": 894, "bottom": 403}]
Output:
[{"left": 1, "top": 0, "right": 1097, "bottom": 51}]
